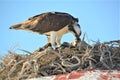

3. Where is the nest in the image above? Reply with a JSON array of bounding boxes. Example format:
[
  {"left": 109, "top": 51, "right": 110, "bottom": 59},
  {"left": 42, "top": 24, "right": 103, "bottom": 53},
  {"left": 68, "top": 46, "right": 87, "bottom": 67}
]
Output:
[{"left": 0, "top": 40, "right": 120, "bottom": 80}]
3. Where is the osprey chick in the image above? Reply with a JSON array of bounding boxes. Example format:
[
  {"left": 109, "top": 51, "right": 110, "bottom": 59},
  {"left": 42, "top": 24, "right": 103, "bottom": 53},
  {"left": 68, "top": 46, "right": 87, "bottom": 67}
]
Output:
[{"left": 10, "top": 12, "right": 81, "bottom": 49}]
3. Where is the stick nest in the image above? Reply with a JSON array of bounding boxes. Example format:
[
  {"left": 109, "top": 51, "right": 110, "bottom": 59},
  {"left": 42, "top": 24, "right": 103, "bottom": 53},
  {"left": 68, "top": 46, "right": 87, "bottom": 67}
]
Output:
[{"left": 0, "top": 40, "right": 120, "bottom": 80}]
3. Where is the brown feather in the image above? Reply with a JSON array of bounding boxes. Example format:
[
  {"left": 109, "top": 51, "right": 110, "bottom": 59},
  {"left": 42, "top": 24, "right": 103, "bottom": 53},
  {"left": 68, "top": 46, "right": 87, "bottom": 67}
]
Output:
[{"left": 10, "top": 12, "right": 78, "bottom": 34}]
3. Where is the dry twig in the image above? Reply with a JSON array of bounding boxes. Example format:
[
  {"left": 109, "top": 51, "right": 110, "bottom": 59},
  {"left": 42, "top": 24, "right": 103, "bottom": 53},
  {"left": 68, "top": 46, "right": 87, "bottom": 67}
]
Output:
[{"left": 0, "top": 40, "right": 120, "bottom": 80}]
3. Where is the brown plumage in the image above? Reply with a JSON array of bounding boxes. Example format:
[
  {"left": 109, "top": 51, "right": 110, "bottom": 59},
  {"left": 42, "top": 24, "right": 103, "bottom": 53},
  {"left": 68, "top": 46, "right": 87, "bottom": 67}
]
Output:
[{"left": 10, "top": 12, "right": 81, "bottom": 49}]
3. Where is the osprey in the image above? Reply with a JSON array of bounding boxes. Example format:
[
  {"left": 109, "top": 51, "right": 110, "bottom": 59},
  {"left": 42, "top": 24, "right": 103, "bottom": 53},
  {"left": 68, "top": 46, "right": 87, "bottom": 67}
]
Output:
[{"left": 10, "top": 12, "right": 81, "bottom": 49}]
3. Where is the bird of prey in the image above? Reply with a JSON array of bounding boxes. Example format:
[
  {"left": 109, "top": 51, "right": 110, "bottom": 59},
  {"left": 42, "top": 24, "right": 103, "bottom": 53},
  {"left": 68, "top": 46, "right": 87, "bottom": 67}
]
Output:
[{"left": 10, "top": 12, "right": 82, "bottom": 49}]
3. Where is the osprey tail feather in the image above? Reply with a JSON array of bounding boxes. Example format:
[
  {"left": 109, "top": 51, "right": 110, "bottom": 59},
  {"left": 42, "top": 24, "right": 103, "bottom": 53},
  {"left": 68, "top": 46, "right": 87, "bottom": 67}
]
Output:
[{"left": 9, "top": 23, "right": 22, "bottom": 30}]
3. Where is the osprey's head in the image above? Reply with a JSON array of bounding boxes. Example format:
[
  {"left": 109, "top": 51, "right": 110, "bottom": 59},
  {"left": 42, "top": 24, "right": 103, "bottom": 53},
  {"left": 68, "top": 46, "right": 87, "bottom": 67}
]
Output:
[
  {"left": 73, "top": 23, "right": 81, "bottom": 37},
  {"left": 68, "top": 22, "right": 81, "bottom": 41}
]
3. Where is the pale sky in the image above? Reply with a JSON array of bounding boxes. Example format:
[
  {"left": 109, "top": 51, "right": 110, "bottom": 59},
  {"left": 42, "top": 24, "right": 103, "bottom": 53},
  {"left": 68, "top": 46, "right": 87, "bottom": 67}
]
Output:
[{"left": 0, "top": 0, "right": 119, "bottom": 55}]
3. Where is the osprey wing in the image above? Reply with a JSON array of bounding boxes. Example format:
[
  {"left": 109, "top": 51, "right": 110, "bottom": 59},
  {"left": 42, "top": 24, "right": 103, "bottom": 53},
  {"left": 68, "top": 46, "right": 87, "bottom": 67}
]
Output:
[
  {"left": 24, "top": 12, "right": 75, "bottom": 34},
  {"left": 10, "top": 12, "right": 78, "bottom": 34}
]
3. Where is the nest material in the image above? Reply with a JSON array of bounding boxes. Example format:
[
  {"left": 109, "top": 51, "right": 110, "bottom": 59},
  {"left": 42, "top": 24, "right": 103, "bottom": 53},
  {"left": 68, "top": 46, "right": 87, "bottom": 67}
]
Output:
[{"left": 0, "top": 40, "right": 120, "bottom": 80}]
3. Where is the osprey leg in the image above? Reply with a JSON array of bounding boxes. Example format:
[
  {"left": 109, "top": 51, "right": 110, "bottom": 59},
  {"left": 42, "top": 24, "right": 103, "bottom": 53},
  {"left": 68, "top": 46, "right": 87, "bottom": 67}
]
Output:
[
  {"left": 50, "top": 31, "right": 57, "bottom": 50},
  {"left": 56, "top": 36, "right": 62, "bottom": 47}
]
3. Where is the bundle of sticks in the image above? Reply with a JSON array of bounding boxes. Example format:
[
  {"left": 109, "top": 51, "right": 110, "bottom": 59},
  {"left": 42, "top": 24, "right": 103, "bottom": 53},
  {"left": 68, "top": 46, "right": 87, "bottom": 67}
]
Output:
[{"left": 0, "top": 40, "right": 120, "bottom": 80}]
